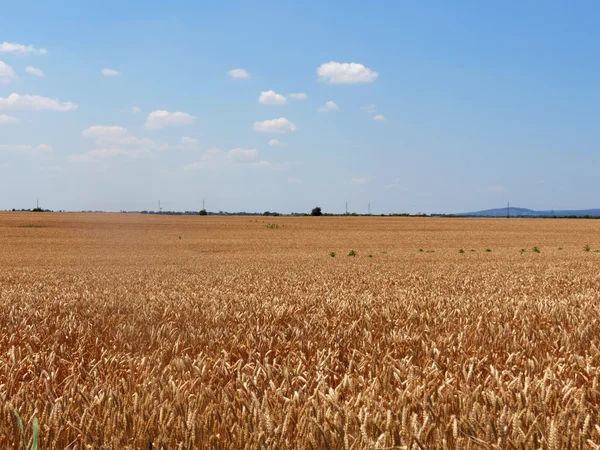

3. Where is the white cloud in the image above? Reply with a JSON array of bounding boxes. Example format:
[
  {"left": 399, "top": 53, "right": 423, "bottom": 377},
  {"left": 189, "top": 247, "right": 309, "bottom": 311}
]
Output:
[
  {"left": 82, "top": 125, "right": 128, "bottom": 137},
  {"left": 181, "top": 136, "right": 198, "bottom": 145},
  {"left": 131, "top": 106, "right": 141, "bottom": 113},
  {"left": 81, "top": 125, "right": 162, "bottom": 149},
  {"left": 361, "top": 104, "right": 376, "bottom": 114},
  {"left": 317, "top": 61, "right": 378, "bottom": 84},
  {"left": 268, "top": 139, "right": 285, "bottom": 146},
  {"left": 0, "top": 93, "right": 78, "bottom": 111},
  {"left": 351, "top": 177, "right": 373, "bottom": 184},
  {"left": 102, "top": 68, "right": 121, "bottom": 77},
  {"left": 185, "top": 147, "right": 290, "bottom": 171},
  {"left": 289, "top": 93, "right": 308, "bottom": 100},
  {"left": 288, "top": 177, "right": 302, "bottom": 184},
  {"left": 228, "top": 68, "right": 250, "bottom": 79},
  {"left": 0, "top": 114, "right": 18, "bottom": 125},
  {"left": 253, "top": 117, "right": 296, "bottom": 134},
  {"left": 145, "top": 110, "right": 196, "bottom": 129},
  {"left": 385, "top": 179, "right": 406, "bottom": 190},
  {"left": 69, "top": 148, "right": 152, "bottom": 163},
  {"left": 373, "top": 114, "right": 385, "bottom": 121},
  {"left": 0, "top": 61, "right": 18, "bottom": 84},
  {"left": 0, "top": 42, "right": 47, "bottom": 55},
  {"left": 0, "top": 144, "right": 52, "bottom": 153},
  {"left": 259, "top": 90, "right": 287, "bottom": 105},
  {"left": 25, "top": 66, "right": 44, "bottom": 77},
  {"left": 318, "top": 100, "right": 339, "bottom": 112},
  {"left": 228, "top": 148, "right": 257, "bottom": 161}
]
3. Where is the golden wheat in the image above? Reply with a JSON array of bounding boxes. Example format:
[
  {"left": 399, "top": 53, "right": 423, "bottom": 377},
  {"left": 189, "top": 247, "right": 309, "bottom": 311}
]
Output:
[{"left": 1, "top": 213, "right": 599, "bottom": 449}]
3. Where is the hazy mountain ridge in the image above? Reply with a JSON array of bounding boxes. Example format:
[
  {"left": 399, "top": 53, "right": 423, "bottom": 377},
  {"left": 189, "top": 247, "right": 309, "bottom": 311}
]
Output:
[{"left": 454, "top": 207, "right": 600, "bottom": 217}]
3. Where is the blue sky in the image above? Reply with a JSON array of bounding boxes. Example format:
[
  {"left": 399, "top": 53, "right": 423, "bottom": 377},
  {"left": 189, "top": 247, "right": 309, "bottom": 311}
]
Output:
[{"left": 1, "top": 1, "right": 599, "bottom": 214}]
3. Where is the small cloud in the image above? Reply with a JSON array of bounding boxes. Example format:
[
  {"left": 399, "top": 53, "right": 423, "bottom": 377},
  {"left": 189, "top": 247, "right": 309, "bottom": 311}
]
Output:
[
  {"left": 181, "top": 136, "right": 198, "bottom": 145},
  {"left": 318, "top": 100, "right": 339, "bottom": 112},
  {"left": 131, "top": 106, "right": 141, "bottom": 113},
  {"left": 102, "top": 68, "right": 121, "bottom": 77},
  {"left": 0, "top": 42, "right": 47, "bottom": 55},
  {"left": 145, "top": 110, "right": 196, "bottom": 129},
  {"left": 26, "top": 66, "right": 44, "bottom": 77},
  {"left": 289, "top": 93, "right": 307, "bottom": 100},
  {"left": 288, "top": 177, "right": 302, "bottom": 184},
  {"left": 0, "top": 61, "right": 18, "bottom": 84},
  {"left": 385, "top": 179, "right": 406, "bottom": 190},
  {"left": 0, "top": 143, "right": 52, "bottom": 153},
  {"left": 351, "top": 177, "right": 373, "bottom": 184},
  {"left": 253, "top": 117, "right": 296, "bottom": 134},
  {"left": 259, "top": 90, "right": 287, "bottom": 105},
  {"left": 69, "top": 148, "right": 153, "bottom": 162},
  {"left": 268, "top": 139, "right": 285, "bottom": 146},
  {"left": 317, "top": 61, "right": 378, "bottom": 84},
  {"left": 0, "top": 114, "right": 18, "bottom": 125},
  {"left": 373, "top": 114, "right": 385, "bottom": 121},
  {"left": 82, "top": 125, "right": 128, "bottom": 137},
  {"left": 228, "top": 148, "right": 257, "bottom": 161},
  {"left": 0, "top": 93, "right": 78, "bottom": 112},
  {"left": 360, "top": 104, "right": 376, "bottom": 114},
  {"left": 228, "top": 68, "right": 250, "bottom": 79}
]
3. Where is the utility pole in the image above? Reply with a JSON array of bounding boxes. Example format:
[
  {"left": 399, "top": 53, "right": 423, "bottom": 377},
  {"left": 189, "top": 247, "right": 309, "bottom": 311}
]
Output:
[
  {"left": 368, "top": 203, "right": 370, "bottom": 215},
  {"left": 158, "top": 200, "right": 161, "bottom": 213},
  {"left": 36, "top": 199, "right": 39, "bottom": 209},
  {"left": 345, "top": 201, "right": 348, "bottom": 214},
  {"left": 507, "top": 201, "right": 510, "bottom": 219},
  {"left": 202, "top": 199, "right": 205, "bottom": 210}
]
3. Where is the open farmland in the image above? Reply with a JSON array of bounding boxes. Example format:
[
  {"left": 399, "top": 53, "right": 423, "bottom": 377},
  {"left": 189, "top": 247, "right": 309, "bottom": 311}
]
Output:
[{"left": 1, "top": 213, "right": 600, "bottom": 449}]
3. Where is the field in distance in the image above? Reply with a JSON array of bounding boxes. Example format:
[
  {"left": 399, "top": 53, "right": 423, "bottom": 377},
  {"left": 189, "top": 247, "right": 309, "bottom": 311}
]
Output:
[{"left": 1, "top": 213, "right": 599, "bottom": 448}]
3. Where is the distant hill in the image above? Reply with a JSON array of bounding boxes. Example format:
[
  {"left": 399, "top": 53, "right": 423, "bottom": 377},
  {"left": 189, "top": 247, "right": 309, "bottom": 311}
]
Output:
[{"left": 451, "top": 207, "right": 600, "bottom": 217}]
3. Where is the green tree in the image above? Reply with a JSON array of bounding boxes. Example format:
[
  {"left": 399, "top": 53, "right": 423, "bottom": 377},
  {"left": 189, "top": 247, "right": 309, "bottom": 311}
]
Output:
[
  {"left": 199, "top": 209, "right": 207, "bottom": 216},
  {"left": 311, "top": 206, "right": 322, "bottom": 216}
]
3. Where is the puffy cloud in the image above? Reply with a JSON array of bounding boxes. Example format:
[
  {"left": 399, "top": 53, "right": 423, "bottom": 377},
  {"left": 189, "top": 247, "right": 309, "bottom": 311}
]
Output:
[
  {"left": 373, "top": 114, "right": 385, "bottom": 121},
  {"left": 0, "top": 114, "right": 18, "bottom": 125},
  {"left": 0, "top": 144, "right": 52, "bottom": 153},
  {"left": 185, "top": 148, "right": 289, "bottom": 170},
  {"left": 131, "top": 106, "right": 141, "bottom": 113},
  {"left": 289, "top": 93, "right": 307, "bottom": 100},
  {"left": 228, "top": 148, "right": 257, "bottom": 161},
  {"left": 69, "top": 148, "right": 153, "bottom": 163},
  {"left": 258, "top": 90, "right": 287, "bottom": 105},
  {"left": 82, "top": 125, "right": 160, "bottom": 149},
  {"left": 101, "top": 68, "right": 121, "bottom": 77},
  {"left": 0, "top": 93, "right": 78, "bottom": 111},
  {"left": 360, "top": 104, "right": 376, "bottom": 114},
  {"left": 318, "top": 100, "right": 339, "bottom": 112},
  {"left": 268, "top": 139, "right": 285, "bottom": 146},
  {"left": 82, "top": 125, "right": 128, "bottom": 137},
  {"left": 181, "top": 136, "right": 198, "bottom": 145},
  {"left": 0, "top": 61, "right": 18, "bottom": 84},
  {"left": 145, "top": 110, "right": 196, "bottom": 129},
  {"left": 228, "top": 68, "right": 250, "bottom": 79},
  {"left": 0, "top": 42, "right": 47, "bottom": 55},
  {"left": 253, "top": 117, "right": 296, "bottom": 134},
  {"left": 351, "top": 177, "right": 373, "bottom": 184},
  {"left": 25, "top": 66, "right": 44, "bottom": 77},
  {"left": 317, "top": 61, "right": 378, "bottom": 84}
]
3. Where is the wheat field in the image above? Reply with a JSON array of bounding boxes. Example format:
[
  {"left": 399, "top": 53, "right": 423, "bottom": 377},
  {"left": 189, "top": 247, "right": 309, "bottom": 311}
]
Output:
[{"left": 1, "top": 213, "right": 599, "bottom": 449}]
